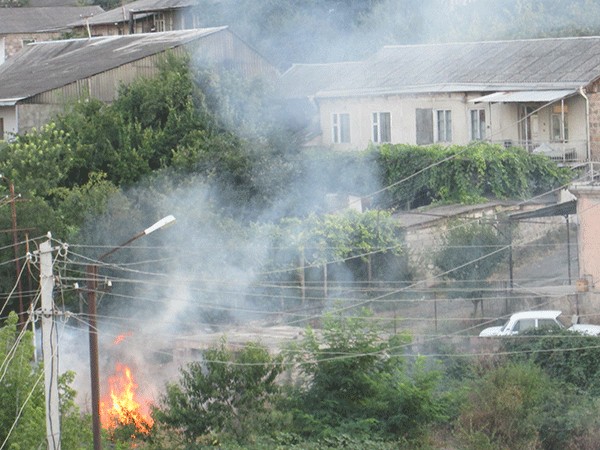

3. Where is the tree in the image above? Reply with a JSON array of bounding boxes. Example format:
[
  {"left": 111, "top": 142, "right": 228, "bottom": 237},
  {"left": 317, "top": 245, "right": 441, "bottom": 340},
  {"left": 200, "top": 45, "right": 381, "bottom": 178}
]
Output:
[
  {"left": 434, "top": 219, "right": 508, "bottom": 316},
  {"left": 458, "top": 361, "right": 551, "bottom": 450},
  {"left": 284, "top": 307, "right": 444, "bottom": 440},
  {"left": 276, "top": 209, "right": 409, "bottom": 281},
  {"left": 154, "top": 338, "right": 283, "bottom": 443},
  {"left": 0, "top": 312, "right": 91, "bottom": 449},
  {"left": 501, "top": 328, "right": 600, "bottom": 394}
]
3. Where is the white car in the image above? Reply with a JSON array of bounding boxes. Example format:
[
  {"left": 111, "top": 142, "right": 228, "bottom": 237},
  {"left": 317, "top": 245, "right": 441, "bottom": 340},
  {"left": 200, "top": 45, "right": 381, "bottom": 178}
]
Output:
[{"left": 479, "top": 310, "right": 600, "bottom": 337}]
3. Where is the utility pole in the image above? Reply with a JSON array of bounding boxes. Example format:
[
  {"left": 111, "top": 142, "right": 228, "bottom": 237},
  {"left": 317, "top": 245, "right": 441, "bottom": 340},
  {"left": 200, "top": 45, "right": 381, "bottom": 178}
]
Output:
[
  {"left": 87, "top": 215, "right": 176, "bottom": 450},
  {"left": 0, "top": 174, "right": 24, "bottom": 326},
  {"left": 40, "top": 235, "right": 61, "bottom": 450}
]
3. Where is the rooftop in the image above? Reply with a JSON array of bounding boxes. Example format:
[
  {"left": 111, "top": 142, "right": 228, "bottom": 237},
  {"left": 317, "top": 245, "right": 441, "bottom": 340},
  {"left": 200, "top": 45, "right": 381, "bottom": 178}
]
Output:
[
  {"left": 0, "top": 5, "right": 104, "bottom": 33},
  {"left": 314, "top": 36, "right": 600, "bottom": 98},
  {"left": 0, "top": 27, "right": 228, "bottom": 103}
]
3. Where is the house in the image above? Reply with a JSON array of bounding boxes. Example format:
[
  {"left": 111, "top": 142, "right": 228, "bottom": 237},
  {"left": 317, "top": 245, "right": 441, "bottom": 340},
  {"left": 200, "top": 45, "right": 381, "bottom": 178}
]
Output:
[
  {"left": 281, "top": 36, "right": 600, "bottom": 163},
  {"left": 0, "top": 27, "right": 278, "bottom": 139},
  {"left": 0, "top": 5, "right": 104, "bottom": 62},
  {"left": 276, "top": 61, "right": 362, "bottom": 144},
  {"left": 68, "top": 0, "right": 217, "bottom": 36}
]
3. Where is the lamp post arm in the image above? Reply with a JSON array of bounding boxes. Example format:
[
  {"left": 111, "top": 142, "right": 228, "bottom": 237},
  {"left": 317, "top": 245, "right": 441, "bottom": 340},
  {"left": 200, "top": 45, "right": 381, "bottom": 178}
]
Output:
[
  {"left": 88, "top": 215, "right": 175, "bottom": 450},
  {"left": 97, "top": 231, "right": 145, "bottom": 263}
]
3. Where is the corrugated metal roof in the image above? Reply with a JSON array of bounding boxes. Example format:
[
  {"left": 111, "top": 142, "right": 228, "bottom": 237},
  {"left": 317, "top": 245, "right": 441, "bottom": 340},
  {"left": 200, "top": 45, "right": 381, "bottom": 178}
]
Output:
[
  {"left": 71, "top": 0, "right": 209, "bottom": 26},
  {"left": 277, "top": 62, "right": 362, "bottom": 99},
  {"left": 0, "top": 27, "right": 227, "bottom": 102},
  {"left": 0, "top": 6, "right": 104, "bottom": 33},
  {"left": 471, "top": 89, "right": 577, "bottom": 103},
  {"left": 315, "top": 37, "right": 600, "bottom": 98}
]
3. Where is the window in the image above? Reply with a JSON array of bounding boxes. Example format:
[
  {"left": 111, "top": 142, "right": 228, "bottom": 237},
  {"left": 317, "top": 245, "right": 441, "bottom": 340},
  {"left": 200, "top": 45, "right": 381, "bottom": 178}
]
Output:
[
  {"left": 514, "top": 319, "right": 535, "bottom": 332},
  {"left": 154, "top": 12, "right": 166, "bottom": 32},
  {"left": 416, "top": 108, "right": 433, "bottom": 145},
  {"left": 538, "top": 319, "right": 561, "bottom": 330},
  {"left": 0, "top": 118, "right": 4, "bottom": 141},
  {"left": 332, "top": 113, "right": 350, "bottom": 143},
  {"left": 372, "top": 112, "right": 391, "bottom": 143},
  {"left": 551, "top": 105, "right": 568, "bottom": 142},
  {"left": 435, "top": 109, "right": 452, "bottom": 142},
  {"left": 470, "top": 109, "right": 486, "bottom": 141}
]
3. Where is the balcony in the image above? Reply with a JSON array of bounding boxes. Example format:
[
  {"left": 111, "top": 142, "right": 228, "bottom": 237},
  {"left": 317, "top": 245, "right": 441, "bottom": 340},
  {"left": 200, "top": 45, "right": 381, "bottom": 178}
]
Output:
[{"left": 492, "top": 139, "right": 588, "bottom": 164}]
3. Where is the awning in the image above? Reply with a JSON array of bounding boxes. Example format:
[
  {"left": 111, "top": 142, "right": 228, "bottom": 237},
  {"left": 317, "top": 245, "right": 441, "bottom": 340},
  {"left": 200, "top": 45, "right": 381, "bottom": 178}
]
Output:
[
  {"left": 470, "top": 89, "right": 577, "bottom": 103},
  {"left": 0, "top": 98, "right": 22, "bottom": 106},
  {"left": 508, "top": 200, "right": 577, "bottom": 221}
]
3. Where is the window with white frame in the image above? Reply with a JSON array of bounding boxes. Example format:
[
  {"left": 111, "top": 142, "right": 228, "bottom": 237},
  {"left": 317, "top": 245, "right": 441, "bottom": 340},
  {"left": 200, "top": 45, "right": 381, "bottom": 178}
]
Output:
[
  {"left": 372, "top": 112, "right": 391, "bottom": 143},
  {"left": 435, "top": 109, "right": 452, "bottom": 142},
  {"left": 332, "top": 113, "right": 350, "bottom": 143},
  {"left": 551, "top": 105, "right": 568, "bottom": 142},
  {"left": 470, "top": 109, "right": 486, "bottom": 141}
]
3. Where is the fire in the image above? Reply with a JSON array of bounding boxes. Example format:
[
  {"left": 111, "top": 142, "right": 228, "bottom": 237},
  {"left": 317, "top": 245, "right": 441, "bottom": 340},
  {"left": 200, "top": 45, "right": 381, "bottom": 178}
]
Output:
[
  {"left": 113, "top": 332, "right": 133, "bottom": 345},
  {"left": 100, "top": 363, "right": 154, "bottom": 435}
]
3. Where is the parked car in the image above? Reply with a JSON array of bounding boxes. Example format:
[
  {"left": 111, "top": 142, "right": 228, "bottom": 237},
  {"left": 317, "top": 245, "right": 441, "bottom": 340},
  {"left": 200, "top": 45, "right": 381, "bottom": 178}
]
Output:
[{"left": 479, "top": 310, "right": 600, "bottom": 337}]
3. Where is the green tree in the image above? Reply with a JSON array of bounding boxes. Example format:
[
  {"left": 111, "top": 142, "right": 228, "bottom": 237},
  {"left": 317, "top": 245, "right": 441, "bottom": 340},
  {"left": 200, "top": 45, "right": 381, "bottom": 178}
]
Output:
[
  {"left": 284, "top": 307, "right": 443, "bottom": 439},
  {"left": 458, "top": 361, "right": 551, "bottom": 450},
  {"left": 501, "top": 328, "right": 600, "bottom": 394},
  {"left": 434, "top": 219, "right": 508, "bottom": 315},
  {"left": 434, "top": 219, "right": 508, "bottom": 282},
  {"left": 276, "top": 209, "right": 409, "bottom": 281},
  {"left": 154, "top": 338, "right": 283, "bottom": 443},
  {"left": 0, "top": 312, "right": 45, "bottom": 448},
  {"left": 0, "top": 312, "right": 91, "bottom": 449}
]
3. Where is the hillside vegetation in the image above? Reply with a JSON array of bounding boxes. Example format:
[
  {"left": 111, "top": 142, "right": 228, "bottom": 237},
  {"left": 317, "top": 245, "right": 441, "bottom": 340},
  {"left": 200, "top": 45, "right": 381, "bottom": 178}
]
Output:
[{"left": 0, "top": 2, "right": 595, "bottom": 445}]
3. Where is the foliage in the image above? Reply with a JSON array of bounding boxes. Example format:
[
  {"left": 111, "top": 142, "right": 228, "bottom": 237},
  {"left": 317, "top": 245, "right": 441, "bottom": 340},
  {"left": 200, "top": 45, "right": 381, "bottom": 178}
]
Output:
[
  {"left": 458, "top": 361, "right": 551, "bottom": 450},
  {"left": 0, "top": 312, "right": 91, "bottom": 449},
  {"left": 277, "top": 209, "right": 405, "bottom": 264},
  {"left": 434, "top": 219, "right": 509, "bottom": 282},
  {"left": 458, "top": 356, "right": 600, "bottom": 450},
  {"left": 154, "top": 338, "right": 283, "bottom": 444},
  {"left": 372, "top": 143, "right": 574, "bottom": 208},
  {"left": 500, "top": 328, "right": 600, "bottom": 394},
  {"left": 284, "top": 307, "right": 444, "bottom": 440},
  {"left": 0, "top": 312, "right": 45, "bottom": 448},
  {"left": 0, "top": 123, "right": 76, "bottom": 198}
]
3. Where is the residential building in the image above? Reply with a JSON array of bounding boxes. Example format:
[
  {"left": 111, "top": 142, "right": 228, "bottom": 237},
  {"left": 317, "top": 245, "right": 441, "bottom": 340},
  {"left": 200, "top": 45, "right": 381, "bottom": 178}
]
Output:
[
  {"left": 280, "top": 37, "right": 600, "bottom": 163},
  {"left": 0, "top": 27, "right": 278, "bottom": 139},
  {"left": 68, "top": 0, "right": 216, "bottom": 36},
  {"left": 0, "top": 6, "right": 104, "bottom": 62}
]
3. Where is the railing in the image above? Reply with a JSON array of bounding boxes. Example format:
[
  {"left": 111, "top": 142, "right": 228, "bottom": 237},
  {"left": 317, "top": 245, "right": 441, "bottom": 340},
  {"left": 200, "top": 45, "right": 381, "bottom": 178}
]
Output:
[{"left": 491, "top": 139, "right": 589, "bottom": 163}]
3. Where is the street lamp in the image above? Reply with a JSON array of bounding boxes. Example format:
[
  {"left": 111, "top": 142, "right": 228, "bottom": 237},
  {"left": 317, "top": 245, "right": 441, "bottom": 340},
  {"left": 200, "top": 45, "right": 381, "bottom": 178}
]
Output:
[{"left": 87, "top": 215, "right": 176, "bottom": 450}]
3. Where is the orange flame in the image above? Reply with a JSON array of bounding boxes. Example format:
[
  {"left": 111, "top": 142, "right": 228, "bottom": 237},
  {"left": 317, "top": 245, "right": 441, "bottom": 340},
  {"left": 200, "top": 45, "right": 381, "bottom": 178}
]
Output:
[
  {"left": 113, "top": 332, "right": 133, "bottom": 345},
  {"left": 100, "top": 363, "right": 154, "bottom": 435}
]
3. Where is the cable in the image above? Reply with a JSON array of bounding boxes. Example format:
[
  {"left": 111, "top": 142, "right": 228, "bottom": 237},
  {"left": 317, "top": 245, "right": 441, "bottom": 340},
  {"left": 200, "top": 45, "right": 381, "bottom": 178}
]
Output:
[{"left": 0, "top": 368, "right": 44, "bottom": 450}]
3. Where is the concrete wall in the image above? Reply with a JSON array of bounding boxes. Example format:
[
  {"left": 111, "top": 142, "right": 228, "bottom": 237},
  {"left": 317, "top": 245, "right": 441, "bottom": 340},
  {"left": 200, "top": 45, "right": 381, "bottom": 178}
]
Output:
[
  {"left": 0, "top": 105, "right": 18, "bottom": 139},
  {"left": 16, "top": 104, "right": 60, "bottom": 135},
  {"left": 317, "top": 91, "right": 588, "bottom": 157},
  {"left": 570, "top": 183, "right": 600, "bottom": 288}
]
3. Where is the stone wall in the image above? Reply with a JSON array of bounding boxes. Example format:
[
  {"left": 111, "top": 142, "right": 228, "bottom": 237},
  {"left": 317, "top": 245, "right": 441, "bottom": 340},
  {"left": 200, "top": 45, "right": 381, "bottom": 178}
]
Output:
[
  {"left": 4, "top": 32, "right": 59, "bottom": 59},
  {"left": 586, "top": 81, "right": 600, "bottom": 161}
]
